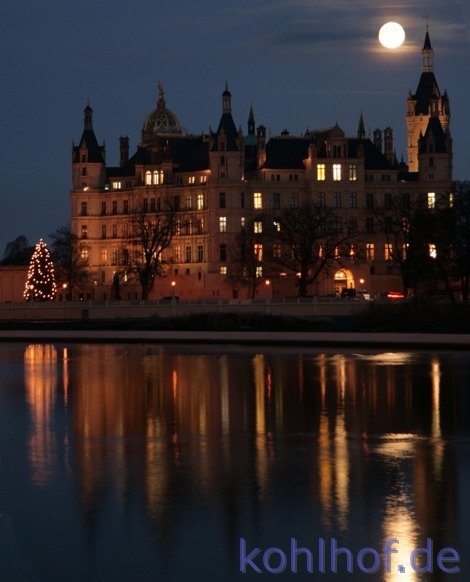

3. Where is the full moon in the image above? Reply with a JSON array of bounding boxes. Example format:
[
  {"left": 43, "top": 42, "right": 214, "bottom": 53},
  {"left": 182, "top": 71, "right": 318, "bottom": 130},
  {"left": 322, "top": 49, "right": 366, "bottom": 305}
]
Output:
[{"left": 378, "top": 22, "right": 405, "bottom": 49}]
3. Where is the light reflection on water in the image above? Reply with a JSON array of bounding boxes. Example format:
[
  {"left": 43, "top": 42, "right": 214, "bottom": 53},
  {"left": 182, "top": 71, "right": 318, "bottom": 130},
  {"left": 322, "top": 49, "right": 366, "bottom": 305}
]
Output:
[{"left": 0, "top": 343, "right": 468, "bottom": 581}]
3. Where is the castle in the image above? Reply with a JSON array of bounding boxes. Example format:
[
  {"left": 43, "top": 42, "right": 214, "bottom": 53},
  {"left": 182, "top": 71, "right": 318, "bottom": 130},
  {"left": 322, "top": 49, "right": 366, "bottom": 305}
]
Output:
[{"left": 70, "top": 29, "right": 452, "bottom": 301}]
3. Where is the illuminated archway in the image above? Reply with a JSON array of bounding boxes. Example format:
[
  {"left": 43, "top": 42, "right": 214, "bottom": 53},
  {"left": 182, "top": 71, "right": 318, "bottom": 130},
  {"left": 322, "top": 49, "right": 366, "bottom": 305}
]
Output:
[{"left": 334, "top": 269, "right": 354, "bottom": 295}]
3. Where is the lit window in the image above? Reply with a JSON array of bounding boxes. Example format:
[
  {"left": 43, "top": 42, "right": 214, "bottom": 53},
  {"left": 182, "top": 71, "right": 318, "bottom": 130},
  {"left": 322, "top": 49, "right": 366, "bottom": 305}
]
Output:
[
  {"left": 429, "top": 243, "right": 437, "bottom": 259},
  {"left": 200, "top": 175, "right": 207, "bottom": 184},
  {"left": 254, "top": 221, "right": 263, "bottom": 233},
  {"left": 219, "top": 265, "right": 227, "bottom": 275},
  {"left": 334, "top": 245, "right": 341, "bottom": 259},
  {"left": 112, "top": 181, "right": 122, "bottom": 190},
  {"left": 333, "top": 164, "right": 342, "bottom": 181},
  {"left": 145, "top": 171, "right": 151, "bottom": 185},
  {"left": 153, "top": 170, "right": 164, "bottom": 185},
  {"left": 348, "top": 164, "right": 357, "bottom": 181},
  {"left": 197, "top": 193, "right": 204, "bottom": 210},
  {"left": 449, "top": 192, "right": 454, "bottom": 208},
  {"left": 253, "top": 192, "right": 263, "bottom": 209},
  {"left": 112, "top": 249, "right": 118, "bottom": 265},
  {"left": 384, "top": 243, "right": 393, "bottom": 260},
  {"left": 254, "top": 243, "right": 263, "bottom": 261},
  {"left": 188, "top": 176, "right": 195, "bottom": 184},
  {"left": 366, "top": 243, "right": 375, "bottom": 261},
  {"left": 273, "top": 221, "right": 281, "bottom": 232},
  {"left": 317, "top": 164, "right": 326, "bottom": 181},
  {"left": 174, "top": 245, "right": 181, "bottom": 263},
  {"left": 100, "top": 248, "right": 107, "bottom": 265},
  {"left": 403, "top": 243, "right": 409, "bottom": 259},
  {"left": 219, "top": 217, "right": 227, "bottom": 233},
  {"left": 240, "top": 216, "right": 246, "bottom": 229},
  {"left": 255, "top": 266, "right": 263, "bottom": 278},
  {"left": 81, "top": 248, "right": 89, "bottom": 260},
  {"left": 319, "top": 245, "right": 325, "bottom": 258},
  {"left": 428, "top": 192, "right": 436, "bottom": 209},
  {"left": 81, "top": 225, "right": 88, "bottom": 239}
]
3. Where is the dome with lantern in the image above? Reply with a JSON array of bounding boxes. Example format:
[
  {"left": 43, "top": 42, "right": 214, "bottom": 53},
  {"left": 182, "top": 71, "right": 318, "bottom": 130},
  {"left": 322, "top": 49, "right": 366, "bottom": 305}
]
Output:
[{"left": 142, "top": 81, "right": 182, "bottom": 141}]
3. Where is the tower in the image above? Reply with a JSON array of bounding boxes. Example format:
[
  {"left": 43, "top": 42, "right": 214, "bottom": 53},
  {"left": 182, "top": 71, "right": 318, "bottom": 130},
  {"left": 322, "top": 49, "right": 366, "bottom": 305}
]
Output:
[
  {"left": 406, "top": 27, "right": 450, "bottom": 172},
  {"left": 71, "top": 102, "right": 106, "bottom": 190}
]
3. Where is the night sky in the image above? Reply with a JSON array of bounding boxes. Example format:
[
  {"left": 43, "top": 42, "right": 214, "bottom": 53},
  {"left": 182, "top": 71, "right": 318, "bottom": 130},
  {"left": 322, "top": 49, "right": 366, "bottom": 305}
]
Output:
[{"left": 1, "top": 0, "right": 469, "bottom": 253}]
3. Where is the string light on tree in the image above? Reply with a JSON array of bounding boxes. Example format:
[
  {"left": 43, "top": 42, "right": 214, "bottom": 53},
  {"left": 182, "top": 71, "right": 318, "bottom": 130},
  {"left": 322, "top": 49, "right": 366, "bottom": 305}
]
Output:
[{"left": 24, "top": 239, "right": 57, "bottom": 301}]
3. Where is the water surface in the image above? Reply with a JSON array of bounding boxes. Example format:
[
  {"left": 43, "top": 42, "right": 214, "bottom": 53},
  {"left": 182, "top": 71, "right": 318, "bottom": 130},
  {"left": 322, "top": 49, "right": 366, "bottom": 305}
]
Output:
[{"left": 0, "top": 343, "right": 468, "bottom": 581}]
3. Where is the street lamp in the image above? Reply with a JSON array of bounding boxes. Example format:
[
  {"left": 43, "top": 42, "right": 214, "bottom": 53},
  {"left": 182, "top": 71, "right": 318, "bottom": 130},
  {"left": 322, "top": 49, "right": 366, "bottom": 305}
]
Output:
[
  {"left": 171, "top": 281, "right": 176, "bottom": 298},
  {"left": 62, "top": 283, "right": 67, "bottom": 302}
]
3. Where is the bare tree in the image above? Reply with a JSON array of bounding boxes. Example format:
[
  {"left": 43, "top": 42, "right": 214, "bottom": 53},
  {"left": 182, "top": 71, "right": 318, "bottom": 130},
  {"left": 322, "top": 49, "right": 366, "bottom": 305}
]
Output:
[
  {"left": 125, "top": 196, "right": 181, "bottom": 300},
  {"left": 50, "top": 224, "right": 91, "bottom": 300},
  {"left": 373, "top": 191, "right": 451, "bottom": 297},
  {"left": 269, "top": 202, "right": 349, "bottom": 297},
  {"left": 226, "top": 217, "right": 269, "bottom": 299}
]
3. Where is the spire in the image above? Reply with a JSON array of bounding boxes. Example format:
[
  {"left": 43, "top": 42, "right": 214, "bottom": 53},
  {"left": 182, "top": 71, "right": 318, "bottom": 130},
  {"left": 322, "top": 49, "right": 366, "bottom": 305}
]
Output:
[
  {"left": 84, "top": 101, "right": 93, "bottom": 130},
  {"left": 222, "top": 81, "right": 232, "bottom": 114},
  {"left": 422, "top": 26, "right": 434, "bottom": 72},
  {"left": 248, "top": 103, "right": 255, "bottom": 136},
  {"left": 357, "top": 109, "right": 366, "bottom": 139}
]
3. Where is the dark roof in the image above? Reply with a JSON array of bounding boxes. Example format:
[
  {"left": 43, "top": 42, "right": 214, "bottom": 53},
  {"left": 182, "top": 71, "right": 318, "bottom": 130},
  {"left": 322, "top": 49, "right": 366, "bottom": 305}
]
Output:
[
  {"left": 263, "top": 137, "right": 310, "bottom": 169},
  {"left": 412, "top": 71, "right": 443, "bottom": 115},
  {"left": 106, "top": 135, "right": 208, "bottom": 179},
  {"left": 73, "top": 129, "right": 105, "bottom": 163},
  {"left": 423, "top": 30, "right": 432, "bottom": 51},
  {"left": 263, "top": 133, "right": 395, "bottom": 172},
  {"left": 211, "top": 113, "right": 239, "bottom": 152},
  {"left": 348, "top": 139, "right": 395, "bottom": 171},
  {"left": 419, "top": 116, "right": 449, "bottom": 154}
]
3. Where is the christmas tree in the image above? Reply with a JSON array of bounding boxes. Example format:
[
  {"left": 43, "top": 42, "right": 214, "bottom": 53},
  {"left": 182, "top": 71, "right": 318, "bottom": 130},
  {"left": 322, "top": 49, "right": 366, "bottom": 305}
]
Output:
[{"left": 24, "top": 239, "right": 57, "bottom": 301}]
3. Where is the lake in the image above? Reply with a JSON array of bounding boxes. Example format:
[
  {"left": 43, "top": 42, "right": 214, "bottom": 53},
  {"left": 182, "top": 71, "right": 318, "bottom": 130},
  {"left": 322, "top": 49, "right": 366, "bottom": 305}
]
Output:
[{"left": 0, "top": 342, "right": 468, "bottom": 581}]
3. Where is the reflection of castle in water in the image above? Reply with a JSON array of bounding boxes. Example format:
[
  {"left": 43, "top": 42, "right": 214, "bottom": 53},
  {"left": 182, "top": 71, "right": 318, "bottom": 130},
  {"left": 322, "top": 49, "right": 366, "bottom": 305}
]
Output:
[
  {"left": 24, "top": 344, "right": 59, "bottom": 486},
  {"left": 61, "top": 346, "right": 463, "bottom": 574}
]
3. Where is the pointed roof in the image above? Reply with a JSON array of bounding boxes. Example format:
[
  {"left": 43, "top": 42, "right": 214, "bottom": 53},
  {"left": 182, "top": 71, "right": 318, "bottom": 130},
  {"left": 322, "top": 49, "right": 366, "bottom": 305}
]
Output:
[
  {"left": 410, "top": 28, "right": 448, "bottom": 116},
  {"left": 357, "top": 110, "right": 366, "bottom": 139},
  {"left": 72, "top": 103, "right": 105, "bottom": 163},
  {"left": 421, "top": 27, "right": 434, "bottom": 72},
  {"left": 418, "top": 116, "right": 449, "bottom": 154},
  {"left": 212, "top": 83, "right": 239, "bottom": 151}
]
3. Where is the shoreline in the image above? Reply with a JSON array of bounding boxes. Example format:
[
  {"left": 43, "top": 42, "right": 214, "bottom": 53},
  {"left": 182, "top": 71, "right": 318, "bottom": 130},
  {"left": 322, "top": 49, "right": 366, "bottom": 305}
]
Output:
[{"left": 1, "top": 329, "right": 469, "bottom": 349}]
